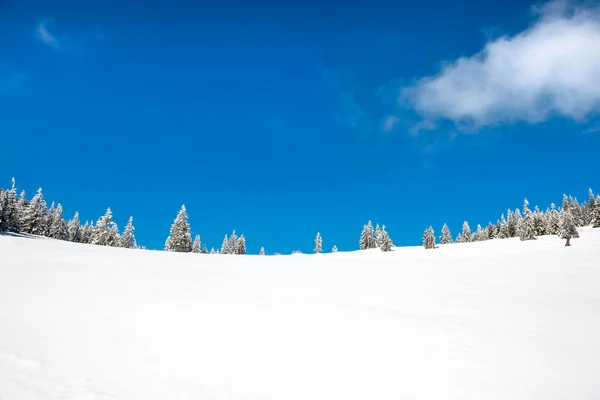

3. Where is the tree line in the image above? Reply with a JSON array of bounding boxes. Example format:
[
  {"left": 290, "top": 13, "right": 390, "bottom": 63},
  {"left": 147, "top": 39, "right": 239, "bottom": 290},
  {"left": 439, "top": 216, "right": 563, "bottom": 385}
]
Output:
[
  {"left": 422, "top": 190, "right": 600, "bottom": 249},
  {"left": 2, "top": 177, "right": 597, "bottom": 254}
]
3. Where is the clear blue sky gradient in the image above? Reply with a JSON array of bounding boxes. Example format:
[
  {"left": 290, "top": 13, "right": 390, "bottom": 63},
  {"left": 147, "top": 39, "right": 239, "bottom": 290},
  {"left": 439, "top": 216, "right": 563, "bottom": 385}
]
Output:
[{"left": 1, "top": 0, "right": 599, "bottom": 253}]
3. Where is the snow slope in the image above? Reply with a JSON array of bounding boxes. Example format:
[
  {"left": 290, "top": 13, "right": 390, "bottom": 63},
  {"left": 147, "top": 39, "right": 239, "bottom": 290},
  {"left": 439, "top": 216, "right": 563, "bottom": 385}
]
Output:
[{"left": 0, "top": 230, "right": 599, "bottom": 400}]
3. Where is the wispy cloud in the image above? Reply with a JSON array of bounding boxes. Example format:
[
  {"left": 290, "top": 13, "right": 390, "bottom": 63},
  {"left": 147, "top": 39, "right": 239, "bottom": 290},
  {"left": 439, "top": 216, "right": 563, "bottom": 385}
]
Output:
[
  {"left": 582, "top": 125, "right": 600, "bottom": 135},
  {"left": 36, "top": 18, "right": 61, "bottom": 51},
  {"left": 404, "top": 0, "right": 600, "bottom": 128}
]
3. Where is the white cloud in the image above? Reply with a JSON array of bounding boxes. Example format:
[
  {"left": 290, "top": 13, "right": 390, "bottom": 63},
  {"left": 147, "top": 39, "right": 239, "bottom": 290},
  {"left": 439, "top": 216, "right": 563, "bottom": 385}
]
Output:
[
  {"left": 36, "top": 19, "right": 61, "bottom": 51},
  {"left": 404, "top": 0, "right": 600, "bottom": 127}
]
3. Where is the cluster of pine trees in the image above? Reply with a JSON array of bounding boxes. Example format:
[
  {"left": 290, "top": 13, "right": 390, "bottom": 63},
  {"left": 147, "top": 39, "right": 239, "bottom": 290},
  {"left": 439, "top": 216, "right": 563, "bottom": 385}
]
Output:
[
  {"left": 422, "top": 189, "right": 600, "bottom": 249},
  {"left": 0, "top": 179, "right": 138, "bottom": 249},
  {"left": 163, "top": 204, "right": 247, "bottom": 255},
  {"left": 359, "top": 221, "right": 394, "bottom": 252}
]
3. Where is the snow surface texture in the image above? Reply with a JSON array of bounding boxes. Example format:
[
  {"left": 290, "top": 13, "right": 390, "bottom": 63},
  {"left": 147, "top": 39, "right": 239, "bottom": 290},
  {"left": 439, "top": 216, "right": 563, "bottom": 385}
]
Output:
[{"left": 1, "top": 230, "right": 599, "bottom": 400}]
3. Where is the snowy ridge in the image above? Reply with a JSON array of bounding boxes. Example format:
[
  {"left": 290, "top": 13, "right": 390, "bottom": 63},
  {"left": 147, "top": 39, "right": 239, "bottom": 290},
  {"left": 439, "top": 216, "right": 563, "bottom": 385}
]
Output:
[{"left": 1, "top": 229, "right": 599, "bottom": 399}]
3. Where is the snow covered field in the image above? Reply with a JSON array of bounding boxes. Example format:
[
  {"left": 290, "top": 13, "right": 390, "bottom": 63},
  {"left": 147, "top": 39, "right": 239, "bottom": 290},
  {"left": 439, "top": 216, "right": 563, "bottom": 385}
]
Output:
[{"left": 1, "top": 229, "right": 599, "bottom": 400}]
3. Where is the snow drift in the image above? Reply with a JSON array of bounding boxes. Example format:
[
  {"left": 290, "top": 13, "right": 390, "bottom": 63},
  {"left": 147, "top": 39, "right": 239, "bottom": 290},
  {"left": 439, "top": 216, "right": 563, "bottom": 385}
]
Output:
[{"left": 1, "top": 229, "right": 599, "bottom": 399}]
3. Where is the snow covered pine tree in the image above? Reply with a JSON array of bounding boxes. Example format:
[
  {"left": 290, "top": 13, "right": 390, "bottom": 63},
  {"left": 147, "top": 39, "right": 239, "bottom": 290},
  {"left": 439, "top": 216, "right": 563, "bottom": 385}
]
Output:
[
  {"left": 164, "top": 205, "right": 192, "bottom": 252},
  {"left": 423, "top": 226, "right": 436, "bottom": 249}
]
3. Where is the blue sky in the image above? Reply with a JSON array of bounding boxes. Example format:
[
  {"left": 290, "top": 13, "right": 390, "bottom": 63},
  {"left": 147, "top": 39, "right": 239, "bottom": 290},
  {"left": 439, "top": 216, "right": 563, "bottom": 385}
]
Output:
[{"left": 1, "top": 0, "right": 599, "bottom": 253}]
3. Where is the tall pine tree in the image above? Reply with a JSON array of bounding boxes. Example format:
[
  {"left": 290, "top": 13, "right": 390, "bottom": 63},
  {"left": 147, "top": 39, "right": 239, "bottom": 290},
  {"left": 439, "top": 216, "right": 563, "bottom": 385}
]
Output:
[
  {"left": 423, "top": 226, "right": 436, "bottom": 249},
  {"left": 121, "top": 216, "right": 137, "bottom": 249},
  {"left": 164, "top": 205, "right": 192, "bottom": 252},
  {"left": 314, "top": 232, "right": 322, "bottom": 254},
  {"left": 21, "top": 188, "right": 46, "bottom": 235},
  {"left": 519, "top": 198, "right": 536, "bottom": 241},
  {"left": 558, "top": 207, "right": 579, "bottom": 246},
  {"left": 439, "top": 223, "right": 453, "bottom": 244},
  {"left": 192, "top": 234, "right": 201, "bottom": 253},
  {"left": 67, "top": 212, "right": 82, "bottom": 243}
]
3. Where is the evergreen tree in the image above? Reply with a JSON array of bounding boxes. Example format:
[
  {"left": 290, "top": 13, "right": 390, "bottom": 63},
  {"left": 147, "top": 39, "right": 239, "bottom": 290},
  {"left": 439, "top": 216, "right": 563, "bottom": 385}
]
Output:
[
  {"left": 314, "top": 232, "right": 322, "bottom": 254},
  {"left": 21, "top": 188, "right": 46, "bottom": 235},
  {"left": 533, "top": 206, "right": 546, "bottom": 236},
  {"left": 455, "top": 233, "right": 464, "bottom": 243},
  {"left": 91, "top": 208, "right": 120, "bottom": 247},
  {"left": 80, "top": 221, "right": 93, "bottom": 244},
  {"left": 473, "top": 224, "right": 486, "bottom": 241},
  {"left": 461, "top": 221, "right": 472, "bottom": 242},
  {"left": 374, "top": 224, "right": 383, "bottom": 248},
  {"left": 192, "top": 234, "right": 201, "bottom": 253},
  {"left": 380, "top": 229, "right": 394, "bottom": 252},
  {"left": 67, "top": 212, "right": 82, "bottom": 243},
  {"left": 259, "top": 246, "right": 265, "bottom": 255},
  {"left": 514, "top": 208, "right": 523, "bottom": 236},
  {"left": 332, "top": 245, "right": 338, "bottom": 253},
  {"left": 507, "top": 210, "right": 518, "bottom": 237},
  {"left": 237, "top": 235, "right": 246, "bottom": 255},
  {"left": 486, "top": 222, "right": 495, "bottom": 239},
  {"left": 439, "top": 223, "right": 453, "bottom": 244},
  {"left": 43, "top": 201, "right": 56, "bottom": 237},
  {"left": 220, "top": 235, "right": 230, "bottom": 254},
  {"left": 519, "top": 198, "right": 536, "bottom": 241},
  {"left": 570, "top": 197, "right": 584, "bottom": 226},
  {"left": 546, "top": 203, "right": 560, "bottom": 234},
  {"left": 558, "top": 207, "right": 579, "bottom": 246},
  {"left": 591, "top": 195, "right": 600, "bottom": 228},
  {"left": 210, "top": 247, "right": 216, "bottom": 254},
  {"left": 562, "top": 194, "right": 569, "bottom": 211},
  {"left": 49, "top": 203, "right": 68, "bottom": 240},
  {"left": 121, "top": 216, "right": 137, "bottom": 249},
  {"left": 359, "top": 221, "right": 375, "bottom": 250},
  {"left": 228, "top": 230, "right": 238, "bottom": 254},
  {"left": 422, "top": 226, "right": 436, "bottom": 249},
  {"left": 0, "top": 178, "right": 20, "bottom": 232},
  {"left": 497, "top": 214, "right": 509, "bottom": 239},
  {"left": 164, "top": 205, "right": 192, "bottom": 252},
  {"left": 202, "top": 244, "right": 208, "bottom": 254}
]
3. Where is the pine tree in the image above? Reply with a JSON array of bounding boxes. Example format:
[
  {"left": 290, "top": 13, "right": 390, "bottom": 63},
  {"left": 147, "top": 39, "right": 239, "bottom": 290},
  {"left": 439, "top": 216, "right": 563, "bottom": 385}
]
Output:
[
  {"left": 259, "top": 246, "right": 265, "bottom": 255},
  {"left": 507, "top": 210, "right": 518, "bottom": 237},
  {"left": 202, "top": 244, "right": 208, "bottom": 254},
  {"left": 562, "top": 194, "right": 569, "bottom": 211},
  {"left": 473, "top": 224, "right": 486, "bottom": 241},
  {"left": 237, "top": 235, "right": 246, "bottom": 255},
  {"left": 49, "top": 204, "right": 68, "bottom": 240},
  {"left": 91, "top": 208, "right": 120, "bottom": 247},
  {"left": 486, "top": 222, "right": 495, "bottom": 239},
  {"left": 461, "top": 221, "right": 472, "bottom": 242},
  {"left": 533, "top": 206, "right": 546, "bottom": 236},
  {"left": 546, "top": 203, "right": 560, "bottom": 234},
  {"left": 43, "top": 201, "right": 55, "bottom": 237},
  {"left": 21, "top": 188, "right": 46, "bottom": 235},
  {"left": 227, "top": 230, "right": 238, "bottom": 254},
  {"left": 380, "top": 229, "right": 394, "bottom": 252},
  {"left": 423, "top": 226, "right": 436, "bottom": 249},
  {"left": 514, "top": 208, "right": 523, "bottom": 237},
  {"left": 519, "top": 198, "right": 536, "bottom": 241},
  {"left": 0, "top": 178, "right": 20, "bottom": 232},
  {"left": 164, "top": 205, "right": 192, "bottom": 252},
  {"left": 210, "top": 247, "right": 216, "bottom": 254},
  {"left": 374, "top": 224, "right": 383, "bottom": 248},
  {"left": 80, "top": 221, "right": 93, "bottom": 244},
  {"left": 591, "top": 195, "right": 600, "bottom": 228},
  {"left": 314, "top": 232, "right": 322, "bottom": 254},
  {"left": 67, "top": 212, "right": 82, "bottom": 242},
  {"left": 570, "top": 197, "right": 584, "bottom": 226},
  {"left": 455, "top": 233, "right": 464, "bottom": 243},
  {"left": 439, "top": 223, "right": 453, "bottom": 244},
  {"left": 359, "top": 221, "right": 375, "bottom": 250},
  {"left": 497, "top": 214, "right": 509, "bottom": 239},
  {"left": 332, "top": 245, "right": 338, "bottom": 253},
  {"left": 192, "top": 235, "right": 201, "bottom": 253},
  {"left": 121, "top": 216, "right": 137, "bottom": 249},
  {"left": 558, "top": 207, "right": 579, "bottom": 246},
  {"left": 221, "top": 235, "right": 230, "bottom": 254}
]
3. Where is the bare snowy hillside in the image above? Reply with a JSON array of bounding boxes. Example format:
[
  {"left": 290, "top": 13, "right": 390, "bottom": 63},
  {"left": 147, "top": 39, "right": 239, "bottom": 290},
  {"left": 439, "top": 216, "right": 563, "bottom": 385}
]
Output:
[{"left": 1, "top": 229, "right": 599, "bottom": 399}]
